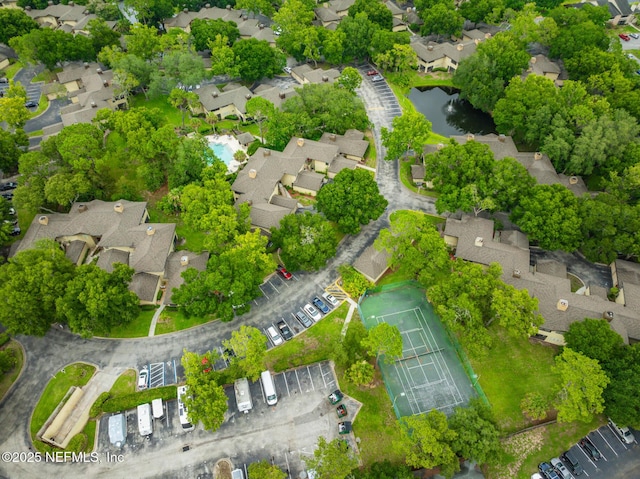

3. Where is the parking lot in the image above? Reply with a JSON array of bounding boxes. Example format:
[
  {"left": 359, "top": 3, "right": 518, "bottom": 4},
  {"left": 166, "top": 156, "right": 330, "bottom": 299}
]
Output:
[
  {"left": 98, "top": 361, "right": 353, "bottom": 479},
  {"left": 538, "top": 423, "right": 639, "bottom": 478}
]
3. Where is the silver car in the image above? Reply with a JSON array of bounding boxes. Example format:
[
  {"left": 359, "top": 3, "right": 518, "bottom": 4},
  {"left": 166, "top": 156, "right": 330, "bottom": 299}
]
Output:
[
  {"left": 550, "top": 457, "right": 574, "bottom": 479},
  {"left": 303, "top": 303, "right": 322, "bottom": 321}
]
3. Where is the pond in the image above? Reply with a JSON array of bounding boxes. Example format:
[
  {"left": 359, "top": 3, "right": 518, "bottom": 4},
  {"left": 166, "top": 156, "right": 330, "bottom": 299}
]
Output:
[{"left": 408, "top": 86, "right": 496, "bottom": 137}]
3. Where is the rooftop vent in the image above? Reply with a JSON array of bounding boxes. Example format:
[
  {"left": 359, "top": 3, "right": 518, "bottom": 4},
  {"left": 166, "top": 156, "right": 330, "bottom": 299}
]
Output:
[
  {"left": 263, "top": 149, "right": 271, "bottom": 157},
  {"left": 248, "top": 169, "right": 257, "bottom": 178},
  {"left": 48, "top": 1, "right": 53, "bottom": 6},
  {"left": 498, "top": 134, "right": 506, "bottom": 142},
  {"left": 530, "top": 56, "right": 537, "bottom": 64},
  {"left": 513, "top": 269, "right": 521, "bottom": 279},
  {"left": 259, "top": 23, "right": 264, "bottom": 29},
  {"left": 457, "top": 44, "right": 464, "bottom": 51},
  {"left": 39, "top": 215, "right": 49, "bottom": 225},
  {"left": 427, "top": 45, "right": 434, "bottom": 51},
  {"left": 279, "top": 91, "right": 286, "bottom": 99},
  {"left": 96, "top": 68, "right": 103, "bottom": 74},
  {"left": 436, "top": 143, "right": 444, "bottom": 150},
  {"left": 25, "top": 6, "right": 32, "bottom": 11},
  {"left": 245, "top": 93, "right": 252, "bottom": 100},
  {"left": 183, "top": 8, "right": 188, "bottom": 13},
  {"left": 329, "top": 133, "right": 336, "bottom": 141},
  {"left": 114, "top": 202, "right": 124, "bottom": 213},
  {"left": 474, "top": 237, "right": 484, "bottom": 247},
  {"left": 103, "top": 79, "right": 108, "bottom": 87},
  {"left": 146, "top": 225, "right": 155, "bottom": 236},
  {"left": 467, "top": 133, "right": 475, "bottom": 141},
  {"left": 84, "top": 62, "right": 89, "bottom": 69},
  {"left": 69, "top": 1, "right": 74, "bottom": 6},
  {"left": 205, "top": 3, "right": 211, "bottom": 7},
  {"left": 212, "top": 91, "right": 218, "bottom": 97},
  {"left": 77, "top": 204, "right": 87, "bottom": 213},
  {"left": 603, "top": 311, "right": 614, "bottom": 321},
  {"left": 227, "top": 4, "right": 232, "bottom": 8},
  {"left": 297, "top": 138, "right": 305, "bottom": 147},
  {"left": 180, "top": 255, "right": 189, "bottom": 266},
  {"left": 569, "top": 176, "right": 578, "bottom": 185},
  {"left": 322, "top": 75, "right": 329, "bottom": 82},
  {"left": 534, "top": 152, "right": 542, "bottom": 160},
  {"left": 242, "top": 14, "right": 248, "bottom": 20},
  {"left": 90, "top": 101, "right": 97, "bottom": 108},
  {"left": 557, "top": 299, "right": 569, "bottom": 311}
]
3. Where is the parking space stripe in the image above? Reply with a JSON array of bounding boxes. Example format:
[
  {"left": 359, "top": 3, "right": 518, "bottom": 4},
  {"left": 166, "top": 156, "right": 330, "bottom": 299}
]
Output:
[
  {"left": 577, "top": 445, "right": 597, "bottom": 469},
  {"left": 320, "top": 365, "right": 328, "bottom": 388},
  {"left": 259, "top": 286, "right": 270, "bottom": 299},
  {"left": 282, "top": 372, "right": 291, "bottom": 397},
  {"left": 285, "top": 452, "right": 291, "bottom": 479},
  {"left": 294, "top": 369, "right": 302, "bottom": 392},
  {"left": 607, "top": 423, "right": 629, "bottom": 448},
  {"left": 307, "top": 366, "right": 315, "bottom": 391},
  {"left": 597, "top": 429, "right": 618, "bottom": 457},
  {"left": 590, "top": 433, "right": 608, "bottom": 461},
  {"left": 270, "top": 281, "right": 280, "bottom": 294}
]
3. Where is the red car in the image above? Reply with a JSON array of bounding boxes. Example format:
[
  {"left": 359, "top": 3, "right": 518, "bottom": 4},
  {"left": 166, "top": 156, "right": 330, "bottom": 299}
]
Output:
[
  {"left": 276, "top": 265, "right": 292, "bottom": 280},
  {"left": 619, "top": 33, "right": 631, "bottom": 41},
  {"left": 366, "top": 70, "right": 378, "bottom": 76}
]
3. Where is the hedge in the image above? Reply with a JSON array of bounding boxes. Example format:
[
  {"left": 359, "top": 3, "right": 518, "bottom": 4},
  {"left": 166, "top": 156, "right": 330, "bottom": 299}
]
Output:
[{"left": 100, "top": 385, "right": 177, "bottom": 414}]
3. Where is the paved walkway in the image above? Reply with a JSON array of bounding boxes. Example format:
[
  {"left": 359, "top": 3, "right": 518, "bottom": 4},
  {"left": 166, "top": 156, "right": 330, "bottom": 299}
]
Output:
[{"left": 148, "top": 304, "right": 166, "bottom": 337}]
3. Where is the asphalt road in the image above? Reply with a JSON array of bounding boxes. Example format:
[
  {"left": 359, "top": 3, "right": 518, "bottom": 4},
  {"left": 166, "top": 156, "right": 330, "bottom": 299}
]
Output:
[{"left": 0, "top": 66, "right": 437, "bottom": 479}]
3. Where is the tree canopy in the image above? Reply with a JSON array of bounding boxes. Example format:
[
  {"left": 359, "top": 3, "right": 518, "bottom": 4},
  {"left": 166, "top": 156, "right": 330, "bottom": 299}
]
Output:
[
  {"left": 222, "top": 325, "right": 268, "bottom": 381},
  {"left": 448, "top": 399, "right": 502, "bottom": 466},
  {"left": 361, "top": 322, "right": 403, "bottom": 364},
  {"left": 564, "top": 318, "right": 624, "bottom": 364},
  {"left": 316, "top": 168, "right": 388, "bottom": 234},
  {"left": 0, "top": 8, "right": 40, "bottom": 45},
  {"left": 381, "top": 110, "right": 432, "bottom": 161},
  {"left": 304, "top": 436, "right": 358, "bottom": 479}
]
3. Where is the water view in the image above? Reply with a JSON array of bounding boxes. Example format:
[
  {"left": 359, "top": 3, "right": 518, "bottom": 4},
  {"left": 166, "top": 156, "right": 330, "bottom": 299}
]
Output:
[{"left": 408, "top": 86, "right": 496, "bottom": 137}]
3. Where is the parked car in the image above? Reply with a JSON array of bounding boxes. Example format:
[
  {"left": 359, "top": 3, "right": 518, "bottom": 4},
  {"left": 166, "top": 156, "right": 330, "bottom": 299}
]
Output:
[
  {"left": 631, "top": 33, "right": 640, "bottom": 39},
  {"left": 531, "top": 474, "right": 544, "bottom": 479},
  {"left": 294, "top": 310, "right": 313, "bottom": 328},
  {"left": 312, "top": 296, "right": 330, "bottom": 314},
  {"left": 619, "top": 33, "right": 631, "bottom": 41},
  {"left": 608, "top": 418, "right": 635, "bottom": 444},
  {"left": 138, "top": 367, "right": 149, "bottom": 390},
  {"left": 0, "top": 182, "right": 17, "bottom": 191},
  {"left": 9, "top": 226, "right": 21, "bottom": 236},
  {"left": 303, "top": 303, "right": 322, "bottom": 321},
  {"left": 539, "top": 462, "right": 560, "bottom": 479},
  {"left": 560, "top": 450, "right": 583, "bottom": 476},
  {"left": 276, "top": 265, "right": 292, "bottom": 280},
  {"left": 277, "top": 320, "right": 293, "bottom": 341},
  {"left": 283, "top": 66, "right": 291, "bottom": 73},
  {"left": 322, "top": 292, "right": 339, "bottom": 307},
  {"left": 371, "top": 75, "right": 384, "bottom": 82},
  {"left": 579, "top": 438, "right": 601, "bottom": 461},
  {"left": 266, "top": 326, "right": 284, "bottom": 346},
  {"left": 1, "top": 192, "right": 13, "bottom": 200},
  {"left": 550, "top": 457, "right": 573, "bottom": 479},
  {"left": 366, "top": 70, "right": 378, "bottom": 76},
  {"left": 8, "top": 207, "right": 15, "bottom": 216},
  {"left": 24, "top": 100, "right": 38, "bottom": 108},
  {"left": 0, "top": 78, "right": 8, "bottom": 83}
]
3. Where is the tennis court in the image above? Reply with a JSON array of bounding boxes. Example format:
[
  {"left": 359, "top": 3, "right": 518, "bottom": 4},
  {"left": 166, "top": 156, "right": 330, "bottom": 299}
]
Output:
[{"left": 359, "top": 281, "right": 480, "bottom": 417}]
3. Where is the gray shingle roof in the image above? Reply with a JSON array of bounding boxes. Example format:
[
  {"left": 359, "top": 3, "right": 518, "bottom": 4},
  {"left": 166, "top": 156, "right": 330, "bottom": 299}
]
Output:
[
  {"left": 353, "top": 245, "right": 390, "bottom": 282},
  {"left": 319, "top": 130, "right": 369, "bottom": 159},
  {"left": 129, "top": 272, "right": 160, "bottom": 304},
  {"left": 64, "top": 240, "right": 86, "bottom": 264},
  {"left": 283, "top": 137, "right": 339, "bottom": 165},
  {"left": 328, "top": 156, "right": 357, "bottom": 174},
  {"left": 57, "top": 62, "right": 101, "bottom": 84},
  {"left": 293, "top": 170, "right": 324, "bottom": 192},
  {"left": 411, "top": 165, "right": 425, "bottom": 180},
  {"left": 163, "top": 251, "right": 210, "bottom": 305},
  {"left": 96, "top": 248, "right": 130, "bottom": 273},
  {"left": 250, "top": 203, "right": 292, "bottom": 230},
  {"left": 412, "top": 41, "right": 478, "bottom": 65},
  {"left": 270, "top": 195, "right": 298, "bottom": 209}
]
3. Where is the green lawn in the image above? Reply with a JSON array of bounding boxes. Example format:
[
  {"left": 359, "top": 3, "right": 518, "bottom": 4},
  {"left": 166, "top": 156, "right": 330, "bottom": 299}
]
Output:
[
  {"left": 147, "top": 206, "right": 207, "bottom": 253},
  {"left": 32, "top": 67, "right": 62, "bottom": 83},
  {"left": 154, "top": 307, "right": 214, "bottom": 335},
  {"left": 27, "top": 129, "right": 43, "bottom": 137},
  {"left": 364, "top": 130, "right": 377, "bottom": 168},
  {"left": 0, "top": 341, "right": 24, "bottom": 401},
  {"left": 105, "top": 307, "right": 156, "bottom": 338},
  {"left": 30, "top": 95, "right": 49, "bottom": 118},
  {"left": 109, "top": 369, "right": 136, "bottom": 396},
  {"left": 469, "top": 327, "right": 561, "bottom": 433},
  {"left": 130, "top": 94, "right": 185, "bottom": 127},
  {"left": 31, "top": 363, "right": 96, "bottom": 452},
  {"left": 265, "top": 303, "right": 348, "bottom": 371},
  {"left": 4, "top": 61, "right": 23, "bottom": 80}
]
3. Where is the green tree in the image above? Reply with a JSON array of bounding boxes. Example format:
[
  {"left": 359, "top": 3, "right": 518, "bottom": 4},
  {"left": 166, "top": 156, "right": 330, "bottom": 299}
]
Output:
[
  {"left": 236, "top": 0, "right": 275, "bottom": 16},
  {"left": 317, "top": 168, "right": 388, "bottom": 235},
  {"left": 124, "top": 23, "right": 161, "bottom": 60},
  {"left": 124, "top": 0, "right": 174, "bottom": 26},
  {"left": 448, "top": 399, "right": 502, "bottom": 465},
  {"left": 0, "top": 129, "right": 28, "bottom": 173},
  {"left": 273, "top": 0, "right": 316, "bottom": 60},
  {"left": 348, "top": 0, "right": 393, "bottom": 30},
  {"left": 336, "top": 66, "right": 362, "bottom": 93},
  {"left": 362, "top": 322, "right": 402, "bottom": 364},
  {"left": 222, "top": 325, "right": 268, "bottom": 381},
  {"left": 305, "top": 436, "right": 359, "bottom": 479},
  {"left": 564, "top": 318, "right": 624, "bottom": 364},
  {"left": 168, "top": 88, "right": 200, "bottom": 128},
  {"left": 338, "top": 12, "right": 378, "bottom": 61},
  {"left": 338, "top": 264, "right": 373, "bottom": 298},
  {"left": 553, "top": 348, "right": 610, "bottom": 423},
  {"left": 488, "top": 285, "right": 542, "bottom": 338},
  {"left": 420, "top": 3, "right": 464, "bottom": 39},
  {"left": 459, "top": 0, "right": 504, "bottom": 23},
  {"left": 270, "top": 212, "right": 338, "bottom": 272},
  {"left": 332, "top": 319, "right": 370, "bottom": 369},
  {"left": 0, "top": 8, "right": 39, "bottom": 45},
  {"left": 246, "top": 96, "right": 275, "bottom": 142},
  {"left": 489, "top": 157, "right": 536, "bottom": 212},
  {"left": 453, "top": 32, "right": 529, "bottom": 112},
  {"left": 208, "top": 34, "right": 238, "bottom": 77},
  {"left": 374, "top": 44, "right": 418, "bottom": 78},
  {"left": 344, "top": 360, "right": 375, "bottom": 386},
  {"left": 549, "top": 21, "right": 609, "bottom": 60},
  {"left": 0, "top": 81, "right": 29, "bottom": 131},
  {"left": 232, "top": 39, "right": 286, "bottom": 82},
  {"left": 0, "top": 349, "right": 16, "bottom": 374},
  {"left": 56, "top": 263, "right": 140, "bottom": 338},
  {"left": 603, "top": 344, "right": 640, "bottom": 426},
  {"left": 162, "top": 50, "right": 207, "bottom": 88},
  {"left": 352, "top": 461, "right": 414, "bottom": 479},
  {"left": 247, "top": 460, "right": 287, "bottom": 479},
  {"left": 0, "top": 239, "right": 75, "bottom": 336},
  {"left": 396, "top": 410, "right": 460, "bottom": 478},
  {"left": 181, "top": 349, "right": 228, "bottom": 431},
  {"left": 381, "top": 110, "right": 432, "bottom": 161},
  {"left": 190, "top": 18, "right": 240, "bottom": 52},
  {"left": 520, "top": 392, "right": 548, "bottom": 420},
  {"left": 510, "top": 184, "right": 582, "bottom": 252},
  {"left": 375, "top": 212, "right": 450, "bottom": 287},
  {"left": 44, "top": 172, "right": 92, "bottom": 207},
  {"left": 87, "top": 18, "right": 121, "bottom": 54}
]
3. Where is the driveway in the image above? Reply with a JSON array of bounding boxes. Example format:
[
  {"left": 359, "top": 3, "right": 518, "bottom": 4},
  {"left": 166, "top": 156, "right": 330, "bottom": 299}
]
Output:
[{"left": 529, "top": 248, "right": 613, "bottom": 289}]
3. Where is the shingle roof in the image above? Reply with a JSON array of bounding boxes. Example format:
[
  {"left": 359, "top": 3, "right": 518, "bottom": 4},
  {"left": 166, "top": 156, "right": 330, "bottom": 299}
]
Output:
[
  {"left": 250, "top": 203, "right": 292, "bottom": 230},
  {"left": 315, "top": 7, "right": 341, "bottom": 22},
  {"left": 353, "top": 245, "right": 390, "bottom": 282},
  {"left": 96, "top": 248, "right": 130, "bottom": 273},
  {"left": 253, "top": 85, "right": 298, "bottom": 108},
  {"left": 129, "top": 272, "right": 160, "bottom": 303},
  {"left": 198, "top": 84, "right": 252, "bottom": 114},
  {"left": 411, "top": 164, "right": 425, "bottom": 180},
  {"left": 283, "top": 137, "right": 339, "bottom": 165},
  {"left": 329, "top": 156, "right": 357, "bottom": 174},
  {"left": 236, "top": 132, "right": 255, "bottom": 145},
  {"left": 293, "top": 170, "right": 324, "bottom": 192},
  {"left": 270, "top": 195, "right": 298, "bottom": 209},
  {"left": 411, "top": 41, "right": 478, "bottom": 65},
  {"left": 319, "top": 130, "right": 369, "bottom": 158},
  {"left": 64, "top": 240, "right": 86, "bottom": 264},
  {"left": 529, "top": 54, "right": 561, "bottom": 76},
  {"left": 57, "top": 62, "right": 101, "bottom": 84},
  {"left": 163, "top": 251, "right": 210, "bottom": 305}
]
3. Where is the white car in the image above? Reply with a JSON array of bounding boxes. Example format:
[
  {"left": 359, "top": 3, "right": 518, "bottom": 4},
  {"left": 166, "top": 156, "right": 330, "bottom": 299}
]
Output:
[
  {"left": 531, "top": 474, "right": 543, "bottom": 479},
  {"left": 266, "top": 326, "right": 284, "bottom": 346},
  {"left": 609, "top": 418, "right": 636, "bottom": 444},
  {"left": 138, "top": 367, "right": 148, "bottom": 390},
  {"left": 550, "top": 457, "right": 574, "bottom": 479},
  {"left": 303, "top": 303, "right": 322, "bottom": 321},
  {"left": 322, "top": 292, "right": 340, "bottom": 307},
  {"left": 283, "top": 66, "right": 292, "bottom": 74}
]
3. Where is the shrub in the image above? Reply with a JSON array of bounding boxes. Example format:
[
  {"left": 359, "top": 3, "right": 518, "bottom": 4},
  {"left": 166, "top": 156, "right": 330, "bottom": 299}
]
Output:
[
  {"left": 101, "top": 386, "right": 177, "bottom": 414},
  {"left": 0, "top": 332, "right": 10, "bottom": 347},
  {"left": 224, "top": 115, "right": 238, "bottom": 120},
  {"left": 246, "top": 140, "right": 262, "bottom": 156},
  {"left": 65, "top": 432, "right": 88, "bottom": 453},
  {"left": 90, "top": 392, "right": 110, "bottom": 418},
  {"left": 520, "top": 391, "right": 548, "bottom": 420},
  {"left": 0, "top": 349, "right": 16, "bottom": 374},
  {"left": 338, "top": 264, "right": 373, "bottom": 298},
  {"left": 344, "top": 360, "right": 375, "bottom": 386}
]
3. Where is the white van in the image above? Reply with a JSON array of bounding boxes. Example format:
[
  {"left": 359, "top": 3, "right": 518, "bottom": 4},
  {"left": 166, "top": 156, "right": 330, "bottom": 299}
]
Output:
[
  {"left": 234, "top": 378, "right": 253, "bottom": 413},
  {"left": 231, "top": 468, "right": 245, "bottom": 479},
  {"left": 261, "top": 370, "right": 278, "bottom": 405},
  {"left": 152, "top": 398, "right": 164, "bottom": 420},
  {"left": 137, "top": 403, "right": 153, "bottom": 436}
]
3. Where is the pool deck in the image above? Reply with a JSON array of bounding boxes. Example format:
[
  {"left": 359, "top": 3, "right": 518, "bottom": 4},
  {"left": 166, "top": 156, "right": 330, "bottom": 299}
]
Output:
[{"left": 206, "top": 134, "right": 247, "bottom": 173}]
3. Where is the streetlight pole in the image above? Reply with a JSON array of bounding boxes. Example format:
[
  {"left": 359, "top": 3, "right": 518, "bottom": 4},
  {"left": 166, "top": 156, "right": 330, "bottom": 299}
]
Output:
[{"left": 392, "top": 392, "right": 405, "bottom": 409}]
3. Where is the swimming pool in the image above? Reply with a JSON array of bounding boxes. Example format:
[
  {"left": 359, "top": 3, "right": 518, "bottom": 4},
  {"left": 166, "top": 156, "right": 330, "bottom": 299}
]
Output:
[{"left": 208, "top": 141, "right": 235, "bottom": 165}]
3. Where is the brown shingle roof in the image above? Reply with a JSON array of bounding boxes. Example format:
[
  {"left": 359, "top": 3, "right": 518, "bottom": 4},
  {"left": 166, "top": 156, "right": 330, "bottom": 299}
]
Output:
[
  {"left": 283, "top": 137, "right": 339, "bottom": 165},
  {"left": 319, "top": 130, "right": 369, "bottom": 159},
  {"left": 129, "top": 272, "right": 160, "bottom": 303},
  {"left": 164, "top": 251, "right": 209, "bottom": 305},
  {"left": 250, "top": 203, "right": 292, "bottom": 230},
  {"left": 293, "top": 170, "right": 324, "bottom": 192},
  {"left": 96, "top": 248, "right": 130, "bottom": 273},
  {"left": 353, "top": 245, "right": 390, "bottom": 282}
]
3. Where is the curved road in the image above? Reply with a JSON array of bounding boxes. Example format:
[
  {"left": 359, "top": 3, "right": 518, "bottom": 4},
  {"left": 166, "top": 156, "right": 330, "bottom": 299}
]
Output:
[{"left": 0, "top": 69, "right": 437, "bottom": 479}]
